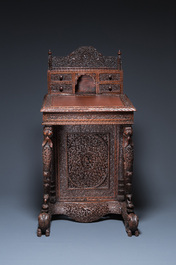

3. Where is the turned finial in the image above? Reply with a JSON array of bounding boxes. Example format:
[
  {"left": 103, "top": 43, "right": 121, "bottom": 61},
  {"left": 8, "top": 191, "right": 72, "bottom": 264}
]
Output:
[
  {"left": 48, "top": 49, "right": 52, "bottom": 70},
  {"left": 117, "top": 50, "right": 122, "bottom": 70}
]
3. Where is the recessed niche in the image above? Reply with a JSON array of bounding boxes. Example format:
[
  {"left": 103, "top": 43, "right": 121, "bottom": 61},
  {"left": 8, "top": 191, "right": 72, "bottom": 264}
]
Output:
[{"left": 75, "top": 75, "right": 96, "bottom": 94}]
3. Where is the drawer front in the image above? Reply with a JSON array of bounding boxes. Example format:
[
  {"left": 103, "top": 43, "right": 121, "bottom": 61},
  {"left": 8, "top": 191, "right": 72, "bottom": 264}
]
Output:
[
  {"left": 51, "top": 73, "right": 72, "bottom": 81},
  {"left": 99, "top": 84, "right": 120, "bottom": 93},
  {"left": 99, "top": 73, "right": 120, "bottom": 81},
  {"left": 51, "top": 83, "right": 73, "bottom": 93}
]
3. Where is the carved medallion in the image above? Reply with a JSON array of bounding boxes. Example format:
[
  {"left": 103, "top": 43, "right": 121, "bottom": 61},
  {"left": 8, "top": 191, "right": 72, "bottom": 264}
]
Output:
[{"left": 67, "top": 133, "right": 109, "bottom": 189}]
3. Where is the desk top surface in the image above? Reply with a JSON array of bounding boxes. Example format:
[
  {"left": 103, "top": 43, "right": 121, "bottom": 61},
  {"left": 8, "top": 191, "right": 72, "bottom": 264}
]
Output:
[{"left": 41, "top": 94, "right": 136, "bottom": 113}]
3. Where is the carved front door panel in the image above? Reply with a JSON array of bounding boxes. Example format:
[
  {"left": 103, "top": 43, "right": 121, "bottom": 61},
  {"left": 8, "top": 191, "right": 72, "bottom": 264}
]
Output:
[{"left": 57, "top": 125, "right": 119, "bottom": 201}]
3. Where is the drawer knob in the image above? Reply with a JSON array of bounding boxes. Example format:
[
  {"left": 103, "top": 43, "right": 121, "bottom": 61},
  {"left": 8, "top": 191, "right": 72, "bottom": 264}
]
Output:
[
  {"left": 59, "top": 86, "right": 63, "bottom": 92},
  {"left": 109, "top": 86, "right": 112, "bottom": 91},
  {"left": 108, "top": 75, "right": 112, "bottom": 80},
  {"left": 59, "top": 75, "right": 63, "bottom": 80}
]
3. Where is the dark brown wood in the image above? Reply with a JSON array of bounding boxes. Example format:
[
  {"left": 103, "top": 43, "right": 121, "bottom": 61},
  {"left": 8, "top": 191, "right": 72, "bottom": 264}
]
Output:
[{"left": 37, "top": 46, "right": 139, "bottom": 237}]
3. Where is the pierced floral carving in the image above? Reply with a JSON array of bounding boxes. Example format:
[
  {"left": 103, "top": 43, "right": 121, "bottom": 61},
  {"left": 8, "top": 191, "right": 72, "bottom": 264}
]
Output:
[
  {"left": 67, "top": 133, "right": 109, "bottom": 189},
  {"left": 51, "top": 46, "right": 118, "bottom": 69},
  {"left": 62, "top": 203, "right": 109, "bottom": 222}
]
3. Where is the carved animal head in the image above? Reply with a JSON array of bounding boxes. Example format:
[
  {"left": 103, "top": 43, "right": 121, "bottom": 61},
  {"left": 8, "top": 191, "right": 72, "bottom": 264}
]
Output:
[
  {"left": 124, "top": 127, "right": 132, "bottom": 137},
  {"left": 43, "top": 126, "right": 53, "bottom": 137}
]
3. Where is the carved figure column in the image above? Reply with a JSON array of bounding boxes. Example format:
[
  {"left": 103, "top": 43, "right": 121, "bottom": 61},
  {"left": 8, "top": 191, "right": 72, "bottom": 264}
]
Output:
[
  {"left": 37, "top": 126, "right": 53, "bottom": 237},
  {"left": 122, "top": 126, "right": 139, "bottom": 236}
]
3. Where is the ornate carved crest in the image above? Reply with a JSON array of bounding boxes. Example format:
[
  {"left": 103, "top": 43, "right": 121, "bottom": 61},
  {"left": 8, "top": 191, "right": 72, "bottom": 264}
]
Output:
[{"left": 51, "top": 46, "right": 118, "bottom": 69}]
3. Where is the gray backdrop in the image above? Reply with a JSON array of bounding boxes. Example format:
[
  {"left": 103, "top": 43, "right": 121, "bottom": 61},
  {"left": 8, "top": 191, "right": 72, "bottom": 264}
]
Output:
[{"left": 0, "top": 1, "right": 175, "bottom": 264}]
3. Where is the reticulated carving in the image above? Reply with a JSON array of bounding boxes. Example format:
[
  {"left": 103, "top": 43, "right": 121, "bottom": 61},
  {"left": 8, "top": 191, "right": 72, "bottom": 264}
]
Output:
[
  {"left": 62, "top": 203, "right": 109, "bottom": 222},
  {"left": 123, "top": 126, "right": 134, "bottom": 213},
  {"left": 51, "top": 46, "right": 118, "bottom": 69},
  {"left": 58, "top": 125, "right": 116, "bottom": 200},
  {"left": 67, "top": 133, "right": 109, "bottom": 189}
]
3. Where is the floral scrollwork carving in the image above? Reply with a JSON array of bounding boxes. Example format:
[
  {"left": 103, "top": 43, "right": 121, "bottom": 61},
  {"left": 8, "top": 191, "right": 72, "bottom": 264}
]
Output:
[{"left": 62, "top": 203, "right": 109, "bottom": 223}]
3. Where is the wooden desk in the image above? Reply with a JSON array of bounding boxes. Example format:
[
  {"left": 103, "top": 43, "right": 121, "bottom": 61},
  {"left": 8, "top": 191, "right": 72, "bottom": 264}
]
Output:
[{"left": 37, "top": 47, "right": 139, "bottom": 237}]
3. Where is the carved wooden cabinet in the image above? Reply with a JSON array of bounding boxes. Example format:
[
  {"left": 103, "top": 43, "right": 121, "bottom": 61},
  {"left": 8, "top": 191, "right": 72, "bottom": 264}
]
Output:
[{"left": 37, "top": 47, "right": 139, "bottom": 237}]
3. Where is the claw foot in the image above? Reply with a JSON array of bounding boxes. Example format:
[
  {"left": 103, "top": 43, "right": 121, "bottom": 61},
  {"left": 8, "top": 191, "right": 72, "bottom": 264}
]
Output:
[
  {"left": 38, "top": 212, "right": 51, "bottom": 237},
  {"left": 122, "top": 211, "right": 139, "bottom": 237}
]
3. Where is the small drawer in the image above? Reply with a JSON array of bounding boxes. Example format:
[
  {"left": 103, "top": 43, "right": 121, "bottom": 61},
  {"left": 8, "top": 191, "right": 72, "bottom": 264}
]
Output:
[
  {"left": 99, "top": 73, "right": 120, "bottom": 81},
  {"left": 51, "top": 73, "right": 72, "bottom": 81},
  {"left": 99, "top": 84, "right": 120, "bottom": 93},
  {"left": 51, "top": 83, "right": 73, "bottom": 93}
]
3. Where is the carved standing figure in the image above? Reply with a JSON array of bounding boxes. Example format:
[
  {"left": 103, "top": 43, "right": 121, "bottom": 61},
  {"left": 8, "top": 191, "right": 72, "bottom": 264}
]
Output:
[
  {"left": 122, "top": 126, "right": 139, "bottom": 236},
  {"left": 37, "top": 126, "right": 53, "bottom": 237}
]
